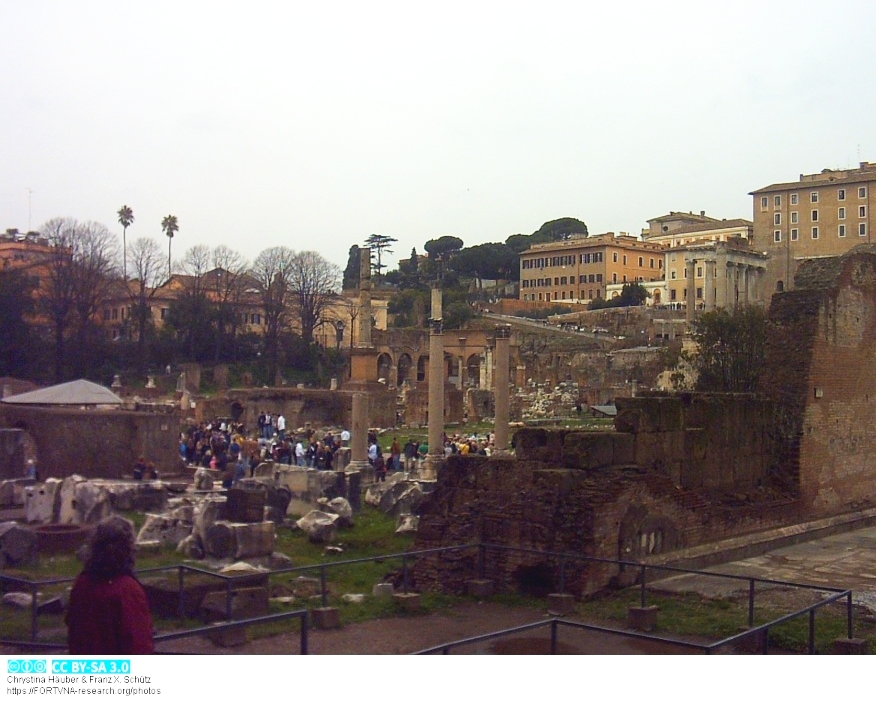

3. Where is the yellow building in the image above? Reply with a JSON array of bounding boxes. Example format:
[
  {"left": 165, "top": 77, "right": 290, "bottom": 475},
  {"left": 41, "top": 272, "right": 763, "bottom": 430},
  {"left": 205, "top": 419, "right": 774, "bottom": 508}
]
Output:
[
  {"left": 519, "top": 233, "right": 665, "bottom": 303},
  {"left": 751, "top": 162, "right": 876, "bottom": 292}
]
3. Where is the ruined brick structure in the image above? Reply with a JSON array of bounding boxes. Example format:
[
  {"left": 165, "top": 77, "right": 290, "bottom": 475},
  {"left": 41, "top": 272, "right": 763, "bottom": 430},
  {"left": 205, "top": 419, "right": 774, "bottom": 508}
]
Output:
[
  {"left": 0, "top": 405, "right": 179, "bottom": 479},
  {"left": 414, "top": 247, "right": 876, "bottom": 596},
  {"left": 413, "top": 394, "right": 797, "bottom": 597}
]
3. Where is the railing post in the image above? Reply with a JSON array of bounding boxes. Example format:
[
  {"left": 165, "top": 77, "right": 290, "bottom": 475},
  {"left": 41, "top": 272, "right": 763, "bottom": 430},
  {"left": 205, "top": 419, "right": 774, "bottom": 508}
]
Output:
[
  {"left": 30, "top": 581, "right": 39, "bottom": 642},
  {"left": 847, "top": 591, "right": 854, "bottom": 639},
  {"left": 558, "top": 556, "right": 566, "bottom": 595},
  {"left": 300, "top": 612, "right": 309, "bottom": 655},
  {"left": 178, "top": 566, "right": 185, "bottom": 621},
  {"left": 639, "top": 564, "right": 647, "bottom": 608},
  {"left": 748, "top": 579, "right": 755, "bottom": 628},
  {"left": 320, "top": 565, "right": 328, "bottom": 607},
  {"left": 761, "top": 628, "right": 769, "bottom": 654},
  {"left": 550, "top": 619, "right": 558, "bottom": 655},
  {"left": 402, "top": 555, "right": 410, "bottom": 594},
  {"left": 225, "top": 577, "right": 233, "bottom": 621},
  {"left": 808, "top": 609, "right": 816, "bottom": 655}
]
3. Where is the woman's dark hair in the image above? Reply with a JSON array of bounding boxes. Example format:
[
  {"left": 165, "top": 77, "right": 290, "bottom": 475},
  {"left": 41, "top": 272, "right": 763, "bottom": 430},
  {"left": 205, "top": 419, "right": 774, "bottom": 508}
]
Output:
[{"left": 84, "top": 516, "right": 136, "bottom": 579}]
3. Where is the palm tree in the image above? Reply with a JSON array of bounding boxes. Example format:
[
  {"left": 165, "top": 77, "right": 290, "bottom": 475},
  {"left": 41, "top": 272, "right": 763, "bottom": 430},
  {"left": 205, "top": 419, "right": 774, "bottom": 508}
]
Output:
[
  {"left": 161, "top": 215, "right": 178, "bottom": 279},
  {"left": 117, "top": 205, "right": 134, "bottom": 280}
]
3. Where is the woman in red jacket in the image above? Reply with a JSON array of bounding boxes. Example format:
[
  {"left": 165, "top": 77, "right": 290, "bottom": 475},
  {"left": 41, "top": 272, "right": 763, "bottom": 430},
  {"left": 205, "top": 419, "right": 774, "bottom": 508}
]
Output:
[{"left": 65, "top": 516, "right": 154, "bottom": 654}]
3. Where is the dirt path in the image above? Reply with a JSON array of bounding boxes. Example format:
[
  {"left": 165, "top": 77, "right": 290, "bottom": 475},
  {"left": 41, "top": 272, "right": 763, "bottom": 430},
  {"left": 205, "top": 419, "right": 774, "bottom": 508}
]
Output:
[{"left": 153, "top": 602, "right": 712, "bottom": 655}]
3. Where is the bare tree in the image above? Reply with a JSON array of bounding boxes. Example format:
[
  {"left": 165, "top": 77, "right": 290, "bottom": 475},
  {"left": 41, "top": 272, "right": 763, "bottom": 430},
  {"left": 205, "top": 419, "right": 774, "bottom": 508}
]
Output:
[
  {"left": 126, "top": 237, "right": 167, "bottom": 372},
  {"left": 39, "top": 218, "right": 120, "bottom": 380},
  {"left": 208, "top": 245, "right": 249, "bottom": 361},
  {"left": 287, "top": 250, "right": 341, "bottom": 347},
  {"left": 251, "top": 246, "right": 296, "bottom": 383},
  {"left": 173, "top": 244, "right": 213, "bottom": 359}
]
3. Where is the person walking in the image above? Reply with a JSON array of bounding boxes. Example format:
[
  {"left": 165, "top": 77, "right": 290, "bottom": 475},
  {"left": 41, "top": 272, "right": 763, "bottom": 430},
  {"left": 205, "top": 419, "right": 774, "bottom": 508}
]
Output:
[{"left": 65, "top": 516, "right": 153, "bottom": 654}]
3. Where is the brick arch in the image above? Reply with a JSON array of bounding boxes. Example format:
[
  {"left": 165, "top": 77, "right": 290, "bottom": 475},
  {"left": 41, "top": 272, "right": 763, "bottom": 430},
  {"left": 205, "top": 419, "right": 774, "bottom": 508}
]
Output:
[{"left": 617, "top": 505, "right": 681, "bottom": 562}]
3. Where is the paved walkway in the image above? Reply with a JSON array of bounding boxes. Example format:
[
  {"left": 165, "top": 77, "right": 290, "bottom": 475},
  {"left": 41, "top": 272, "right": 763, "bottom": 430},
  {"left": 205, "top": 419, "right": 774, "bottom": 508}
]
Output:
[{"left": 654, "top": 525, "right": 876, "bottom": 609}]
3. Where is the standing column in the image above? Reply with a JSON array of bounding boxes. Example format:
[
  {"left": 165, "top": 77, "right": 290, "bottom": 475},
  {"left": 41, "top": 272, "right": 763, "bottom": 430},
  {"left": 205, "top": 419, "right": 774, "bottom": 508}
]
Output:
[
  {"left": 685, "top": 259, "right": 697, "bottom": 324},
  {"left": 715, "top": 248, "right": 728, "bottom": 309},
  {"left": 741, "top": 265, "right": 750, "bottom": 305},
  {"left": 357, "top": 247, "right": 372, "bottom": 348},
  {"left": 422, "top": 287, "right": 444, "bottom": 479},
  {"left": 704, "top": 260, "right": 716, "bottom": 311},
  {"left": 494, "top": 324, "right": 511, "bottom": 453},
  {"left": 348, "top": 392, "right": 371, "bottom": 476}
]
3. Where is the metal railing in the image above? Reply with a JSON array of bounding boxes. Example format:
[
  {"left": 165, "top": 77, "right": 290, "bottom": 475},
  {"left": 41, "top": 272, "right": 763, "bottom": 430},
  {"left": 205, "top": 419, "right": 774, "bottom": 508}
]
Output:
[{"left": 0, "top": 541, "right": 859, "bottom": 653}]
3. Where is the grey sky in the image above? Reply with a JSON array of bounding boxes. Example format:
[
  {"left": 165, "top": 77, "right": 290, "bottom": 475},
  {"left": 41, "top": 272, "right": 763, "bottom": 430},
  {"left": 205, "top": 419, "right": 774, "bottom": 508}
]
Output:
[{"left": 2, "top": 1, "right": 874, "bottom": 272}]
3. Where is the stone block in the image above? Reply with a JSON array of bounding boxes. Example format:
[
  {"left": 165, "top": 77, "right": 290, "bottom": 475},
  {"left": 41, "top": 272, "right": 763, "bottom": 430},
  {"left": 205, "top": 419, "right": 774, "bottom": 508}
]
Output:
[
  {"left": 547, "top": 593, "right": 575, "bottom": 616},
  {"left": 0, "top": 478, "right": 33, "bottom": 507},
  {"left": 561, "top": 432, "right": 615, "bottom": 470},
  {"left": 215, "top": 521, "right": 275, "bottom": 559},
  {"left": 678, "top": 459, "right": 703, "bottom": 489},
  {"left": 831, "top": 637, "right": 869, "bottom": 654},
  {"left": 466, "top": 579, "right": 494, "bottom": 598},
  {"left": 628, "top": 605, "right": 659, "bottom": 632},
  {"left": 0, "top": 522, "right": 37, "bottom": 565},
  {"left": 252, "top": 462, "right": 276, "bottom": 480},
  {"left": 633, "top": 432, "right": 664, "bottom": 471},
  {"left": 226, "top": 488, "right": 267, "bottom": 523},
  {"left": 393, "top": 592, "right": 421, "bottom": 612},
  {"left": 24, "top": 479, "right": 62, "bottom": 524},
  {"left": 201, "top": 586, "right": 269, "bottom": 622},
  {"left": 310, "top": 607, "right": 341, "bottom": 629},
  {"left": 372, "top": 582, "right": 394, "bottom": 598},
  {"left": 58, "top": 475, "right": 87, "bottom": 524},
  {"left": 136, "top": 514, "right": 192, "bottom": 547},
  {"left": 612, "top": 432, "right": 636, "bottom": 465},
  {"left": 73, "top": 482, "right": 113, "bottom": 524}
]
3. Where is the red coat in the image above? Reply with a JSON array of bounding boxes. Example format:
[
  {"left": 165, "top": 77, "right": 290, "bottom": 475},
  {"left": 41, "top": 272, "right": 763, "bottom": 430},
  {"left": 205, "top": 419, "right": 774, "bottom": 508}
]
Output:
[{"left": 66, "top": 572, "right": 154, "bottom": 654}]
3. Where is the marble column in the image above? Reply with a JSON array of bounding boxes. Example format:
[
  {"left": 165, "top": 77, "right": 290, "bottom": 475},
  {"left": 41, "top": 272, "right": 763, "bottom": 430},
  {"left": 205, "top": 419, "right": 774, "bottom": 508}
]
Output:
[
  {"left": 348, "top": 392, "right": 371, "bottom": 478},
  {"left": 704, "top": 260, "right": 716, "bottom": 311},
  {"left": 685, "top": 259, "right": 697, "bottom": 324},
  {"left": 715, "top": 249, "right": 728, "bottom": 309},
  {"left": 741, "top": 265, "right": 749, "bottom": 305},
  {"left": 494, "top": 324, "right": 511, "bottom": 453},
  {"left": 357, "top": 247, "right": 372, "bottom": 348}
]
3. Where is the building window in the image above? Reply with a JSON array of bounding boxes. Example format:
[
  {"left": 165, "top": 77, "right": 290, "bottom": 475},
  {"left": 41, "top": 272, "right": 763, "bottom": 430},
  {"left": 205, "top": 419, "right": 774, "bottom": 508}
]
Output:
[
  {"left": 811, "top": 192, "right": 819, "bottom": 203},
  {"left": 838, "top": 189, "right": 846, "bottom": 201},
  {"left": 670, "top": 270, "right": 677, "bottom": 280},
  {"left": 623, "top": 255, "right": 628, "bottom": 265},
  {"left": 774, "top": 195, "right": 781, "bottom": 207},
  {"left": 658, "top": 259, "right": 663, "bottom": 269},
  {"left": 791, "top": 228, "right": 799, "bottom": 241},
  {"left": 859, "top": 187, "right": 868, "bottom": 198},
  {"left": 697, "top": 266, "right": 703, "bottom": 278},
  {"left": 791, "top": 193, "right": 798, "bottom": 205},
  {"left": 760, "top": 196, "right": 768, "bottom": 210},
  {"left": 860, "top": 205, "right": 867, "bottom": 218},
  {"left": 670, "top": 289, "right": 676, "bottom": 301},
  {"left": 638, "top": 256, "right": 643, "bottom": 267},
  {"left": 696, "top": 287, "right": 703, "bottom": 299},
  {"left": 649, "top": 258, "right": 654, "bottom": 268},
  {"left": 612, "top": 252, "right": 618, "bottom": 263},
  {"left": 161, "top": 308, "right": 168, "bottom": 319},
  {"left": 553, "top": 277, "right": 559, "bottom": 286},
  {"left": 774, "top": 213, "right": 781, "bottom": 225},
  {"left": 612, "top": 273, "right": 617, "bottom": 283},
  {"left": 589, "top": 274, "right": 595, "bottom": 283},
  {"left": 596, "top": 274, "right": 603, "bottom": 282},
  {"left": 812, "top": 226, "right": 819, "bottom": 239},
  {"left": 791, "top": 211, "right": 798, "bottom": 223},
  {"left": 811, "top": 209, "right": 819, "bottom": 222},
  {"left": 111, "top": 308, "right": 118, "bottom": 320},
  {"left": 103, "top": 309, "right": 110, "bottom": 321},
  {"left": 774, "top": 230, "right": 782, "bottom": 242},
  {"left": 839, "top": 207, "right": 846, "bottom": 220},
  {"left": 839, "top": 225, "right": 846, "bottom": 237},
  {"left": 860, "top": 223, "right": 868, "bottom": 237}
]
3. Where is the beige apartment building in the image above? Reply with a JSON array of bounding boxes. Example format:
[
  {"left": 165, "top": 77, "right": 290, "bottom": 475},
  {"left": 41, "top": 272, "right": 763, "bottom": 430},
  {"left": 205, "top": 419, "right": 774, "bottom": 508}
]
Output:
[
  {"left": 519, "top": 233, "right": 665, "bottom": 303},
  {"left": 751, "top": 162, "right": 876, "bottom": 293}
]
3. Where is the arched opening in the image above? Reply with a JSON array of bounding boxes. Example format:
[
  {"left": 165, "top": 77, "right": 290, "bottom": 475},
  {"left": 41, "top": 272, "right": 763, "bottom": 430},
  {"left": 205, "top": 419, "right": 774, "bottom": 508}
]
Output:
[
  {"left": 416, "top": 356, "right": 427, "bottom": 382},
  {"left": 465, "top": 353, "right": 481, "bottom": 388},
  {"left": 230, "top": 401, "right": 244, "bottom": 422},
  {"left": 397, "top": 353, "right": 413, "bottom": 386},
  {"left": 776, "top": 280, "right": 784, "bottom": 292},
  {"left": 377, "top": 353, "right": 393, "bottom": 384},
  {"left": 445, "top": 354, "right": 460, "bottom": 384},
  {"left": 652, "top": 289, "right": 661, "bottom": 305}
]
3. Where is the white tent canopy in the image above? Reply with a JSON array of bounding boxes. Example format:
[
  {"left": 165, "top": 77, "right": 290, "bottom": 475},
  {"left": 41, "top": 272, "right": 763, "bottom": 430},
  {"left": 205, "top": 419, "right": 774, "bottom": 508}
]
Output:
[{"left": 0, "top": 379, "right": 123, "bottom": 405}]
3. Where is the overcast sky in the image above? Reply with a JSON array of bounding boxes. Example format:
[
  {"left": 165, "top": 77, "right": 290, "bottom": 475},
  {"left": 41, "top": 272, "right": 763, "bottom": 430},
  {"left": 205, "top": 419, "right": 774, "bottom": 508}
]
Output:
[{"left": 2, "top": 1, "right": 875, "bottom": 273}]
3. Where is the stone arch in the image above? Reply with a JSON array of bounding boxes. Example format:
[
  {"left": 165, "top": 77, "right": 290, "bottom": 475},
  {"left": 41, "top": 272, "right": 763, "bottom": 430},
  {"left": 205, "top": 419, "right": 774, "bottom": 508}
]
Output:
[
  {"left": 445, "top": 353, "right": 460, "bottom": 383},
  {"left": 377, "top": 353, "right": 393, "bottom": 384},
  {"left": 397, "top": 353, "right": 413, "bottom": 386},
  {"left": 416, "top": 355, "right": 427, "bottom": 382},
  {"left": 617, "top": 505, "right": 680, "bottom": 564}
]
